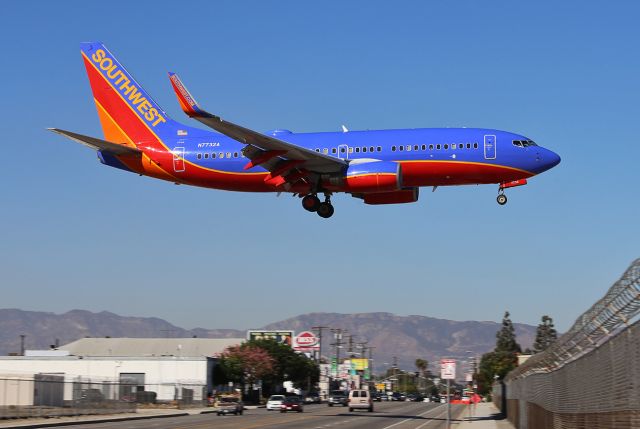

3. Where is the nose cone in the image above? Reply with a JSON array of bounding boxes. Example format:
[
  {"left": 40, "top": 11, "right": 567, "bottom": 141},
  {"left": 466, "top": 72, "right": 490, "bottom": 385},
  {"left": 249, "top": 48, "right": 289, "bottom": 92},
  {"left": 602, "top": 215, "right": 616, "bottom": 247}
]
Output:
[
  {"left": 532, "top": 147, "right": 561, "bottom": 174},
  {"left": 547, "top": 149, "right": 561, "bottom": 169}
]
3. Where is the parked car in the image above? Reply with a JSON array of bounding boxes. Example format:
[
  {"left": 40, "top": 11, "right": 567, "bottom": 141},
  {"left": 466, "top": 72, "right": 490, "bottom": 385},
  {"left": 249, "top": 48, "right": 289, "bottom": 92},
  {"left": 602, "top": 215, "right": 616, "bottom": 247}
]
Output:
[
  {"left": 328, "top": 390, "right": 349, "bottom": 407},
  {"left": 215, "top": 396, "right": 243, "bottom": 416},
  {"left": 280, "top": 396, "right": 304, "bottom": 413},
  {"left": 267, "top": 395, "right": 286, "bottom": 411},
  {"left": 430, "top": 395, "right": 441, "bottom": 403},
  {"left": 373, "top": 393, "right": 382, "bottom": 402},
  {"left": 348, "top": 389, "right": 373, "bottom": 412},
  {"left": 304, "top": 393, "right": 321, "bottom": 404}
]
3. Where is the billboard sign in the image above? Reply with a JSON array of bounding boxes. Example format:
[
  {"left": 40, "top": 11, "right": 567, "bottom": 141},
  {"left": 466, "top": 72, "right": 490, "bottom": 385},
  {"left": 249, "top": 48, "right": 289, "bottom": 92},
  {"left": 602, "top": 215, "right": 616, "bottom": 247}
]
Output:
[
  {"left": 293, "top": 331, "right": 320, "bottom": 351},
  {"left": 440, "top": 359, "right": 456, "bottom": 380},
  {"left": 247, "top": 330, "right": 294, "bottom": 347},
  {"left": 351, "top": 358, "right": 369, "bottom": 371}
]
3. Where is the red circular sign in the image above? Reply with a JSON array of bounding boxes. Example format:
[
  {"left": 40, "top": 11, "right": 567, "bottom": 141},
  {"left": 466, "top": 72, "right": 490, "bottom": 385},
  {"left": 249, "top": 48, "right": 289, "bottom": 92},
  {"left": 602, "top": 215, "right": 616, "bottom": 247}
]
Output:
[{"left": 295, "top": 331, "right": 319, "bottom": 346}]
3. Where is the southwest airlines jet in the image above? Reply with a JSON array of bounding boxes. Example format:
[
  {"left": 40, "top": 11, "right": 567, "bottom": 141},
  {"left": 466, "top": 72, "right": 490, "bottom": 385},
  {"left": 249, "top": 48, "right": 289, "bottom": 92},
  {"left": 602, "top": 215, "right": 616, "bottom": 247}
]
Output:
[{"left": 50, "top": 42, "right": 560, "bottom": 218}]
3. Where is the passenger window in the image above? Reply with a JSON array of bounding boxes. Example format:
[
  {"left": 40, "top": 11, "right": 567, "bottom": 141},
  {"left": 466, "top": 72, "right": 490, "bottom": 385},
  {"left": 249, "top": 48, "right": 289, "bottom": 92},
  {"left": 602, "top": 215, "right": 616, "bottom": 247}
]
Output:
[
  {"left": 399, "top": 146, "right": 404, "bottom": 151},
  {"left": 369, "top": 146, "right": 374, "bottom": 152},
  {"left": 204, "top": 153, "right": 209, "bottom": 159},
  {"left": 392, "top": 146, "right": 396, "bottom": 152},
  {"left": 332, "top": 148, "right": 337, "bottom": 154},
  {"left": 197, "top": 153, "right": 202, "bottom": 159},
  {"left": 436, "top": 144, "right": 441, "bottom": 150},
  {"left": 323, "top": 148, "right": 328, "bottom": 154},
  {"left": 466, "top": 143, "right": 471, "bottom": 149},
  {"left": 406, "top": 145, "right": 412, "bottom": 151},
  {"left": 363, "top": 147, "right": 368, "bottom": 153},
  {"left": 212, "top": 153, "right": 216, "bottom": 159},
  {"left": 339, "top": 147, "right": 345, "bottom": 153},
  {"left": 219, "top": 152, "right": 224, "bottom": 158},
  {"left": 429, "top": 144, "right": 434, "bottom": 150},
  {"left": 348, "top": 147, "right": 353, "bottom": 153},
  {"left": 377, "top": 146, "right": 382, "bottom": 152},
  {"left": 421, "top": 144, "right": 426, "bottom": 150},
  {"left": 444, "top": 144, "right": 449, "bottom": 150},
  {"left": 452, "top": 144, "right": 457, "bottom": 149},
  {"left": 355, "top": 147, "right": 360, "bottom": 153},
  {"left": 474, "top": 143, "right": 478, "bottom": 149},
  {"left": 315, "top": 148, "right": 320, "bottom": 152},
  {"left": 414, "top": 145, "right": 419, "bottom": 151},
  {"left": 233, "top": 152, "right": 238, "bottom": 158},
  {"left": 226, "top": 152, "right": 231, "bottom": 158}
]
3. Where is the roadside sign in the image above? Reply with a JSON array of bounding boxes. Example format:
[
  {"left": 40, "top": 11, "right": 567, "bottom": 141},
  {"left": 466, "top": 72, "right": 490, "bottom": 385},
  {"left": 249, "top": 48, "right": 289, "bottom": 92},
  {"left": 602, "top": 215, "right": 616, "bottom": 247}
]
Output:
[
  {"left": 293, "top": 331, "right": 320, "bottom": 351},
  {"left": 440, "top": 359, "right": 456, "bottom": 380}
]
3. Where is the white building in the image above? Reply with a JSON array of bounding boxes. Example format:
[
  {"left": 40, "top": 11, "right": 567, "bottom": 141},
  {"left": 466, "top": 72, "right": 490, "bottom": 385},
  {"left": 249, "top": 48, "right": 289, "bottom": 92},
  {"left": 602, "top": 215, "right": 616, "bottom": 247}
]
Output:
[{"left": 0, "top": 338, "right": 243, "bottom": 405}]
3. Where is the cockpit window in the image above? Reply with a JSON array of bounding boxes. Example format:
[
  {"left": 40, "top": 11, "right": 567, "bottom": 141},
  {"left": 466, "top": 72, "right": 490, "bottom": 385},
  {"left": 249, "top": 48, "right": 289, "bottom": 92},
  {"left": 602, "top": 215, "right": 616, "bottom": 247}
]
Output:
[{"left": 513, "top": 139, "right": 538, "bottom": 147}]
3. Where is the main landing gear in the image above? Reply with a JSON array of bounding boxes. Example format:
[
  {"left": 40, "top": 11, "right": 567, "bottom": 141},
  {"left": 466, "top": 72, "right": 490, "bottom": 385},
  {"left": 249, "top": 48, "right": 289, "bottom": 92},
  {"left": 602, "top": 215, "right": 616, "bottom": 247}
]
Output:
[{"left": 301, "top": 193, "right": 334, "bottom": 218}]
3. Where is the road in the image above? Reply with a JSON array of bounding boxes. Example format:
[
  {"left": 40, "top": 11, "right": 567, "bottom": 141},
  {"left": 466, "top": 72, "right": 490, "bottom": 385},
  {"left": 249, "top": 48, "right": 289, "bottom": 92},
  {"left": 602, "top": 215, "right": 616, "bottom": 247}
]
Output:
[{"left": 62, "top": 402, "right": 463, "bottom": 429}]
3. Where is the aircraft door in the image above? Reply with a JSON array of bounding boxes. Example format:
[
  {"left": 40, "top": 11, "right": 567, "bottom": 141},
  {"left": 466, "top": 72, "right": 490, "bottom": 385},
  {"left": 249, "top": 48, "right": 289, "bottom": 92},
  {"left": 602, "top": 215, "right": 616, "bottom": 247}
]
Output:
[
  {"left": 484, "top": 135, "right": 496, "bottom": 160},
  {"left": 172, "top": 147, "right": 186, "bottom": 172},
  {"left": 338, "top": 144, "right": 349, "bottom": 160}
]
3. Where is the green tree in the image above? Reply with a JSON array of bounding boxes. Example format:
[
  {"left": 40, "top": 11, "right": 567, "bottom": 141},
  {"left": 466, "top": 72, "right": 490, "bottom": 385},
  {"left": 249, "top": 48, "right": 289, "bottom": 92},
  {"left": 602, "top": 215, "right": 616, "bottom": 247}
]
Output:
[
  {"left": 247, "top": 339, "right": 319, "bottom": 394},
  {"left": 415, "top": 358, "right": 428, "bottom": 376},
  {"left": 476, "top": 311, "right": 522, "bottom": 394},
  {"left": 532, "top": 315, "right": 558, "bottom": 353},
  {"left": 495, "top": 311, "right": 522, "bottom": 353}
]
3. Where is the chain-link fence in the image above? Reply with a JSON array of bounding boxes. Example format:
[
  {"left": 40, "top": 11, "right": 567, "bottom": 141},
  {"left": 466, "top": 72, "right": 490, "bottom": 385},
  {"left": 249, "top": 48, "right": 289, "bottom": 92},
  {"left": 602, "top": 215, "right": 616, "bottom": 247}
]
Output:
[
  {"left": 0, "top": 375, "right": 209, "bottom": 419},
  {"left": 497, "top": 258, "right": 640, "bottom": 429}
]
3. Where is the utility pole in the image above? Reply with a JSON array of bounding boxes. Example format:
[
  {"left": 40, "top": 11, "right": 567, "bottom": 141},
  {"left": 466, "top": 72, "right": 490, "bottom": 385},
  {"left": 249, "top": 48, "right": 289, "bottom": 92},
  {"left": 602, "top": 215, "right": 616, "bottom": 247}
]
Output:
[
  {"left": 312, "top": 326, "right": 329, "bottom": 401},
  {"left": 311, "top": 326, "right": 328, "bottom": 363},
  {"left": 330, "top": 329, "right": 345, "bottom": 390},
  {"left": 393, "top": 356, "right": 398, "bottom": 392},
  {"left": 20, "top": 335, "right": 26, "bottom": 356}
]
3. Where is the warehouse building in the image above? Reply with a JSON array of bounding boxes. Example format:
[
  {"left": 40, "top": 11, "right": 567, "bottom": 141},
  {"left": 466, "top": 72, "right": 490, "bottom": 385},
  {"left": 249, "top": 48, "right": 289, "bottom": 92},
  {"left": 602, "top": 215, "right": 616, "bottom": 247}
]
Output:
[{"left": 0, "top": 337, "right": 243, "bottom": 406}]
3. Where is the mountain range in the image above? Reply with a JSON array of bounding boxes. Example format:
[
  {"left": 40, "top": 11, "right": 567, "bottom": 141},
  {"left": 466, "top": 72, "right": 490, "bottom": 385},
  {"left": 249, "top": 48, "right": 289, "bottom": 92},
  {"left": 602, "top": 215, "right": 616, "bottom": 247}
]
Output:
[{"left": 0, "top": 309, "right": 536, "bottom": 371}]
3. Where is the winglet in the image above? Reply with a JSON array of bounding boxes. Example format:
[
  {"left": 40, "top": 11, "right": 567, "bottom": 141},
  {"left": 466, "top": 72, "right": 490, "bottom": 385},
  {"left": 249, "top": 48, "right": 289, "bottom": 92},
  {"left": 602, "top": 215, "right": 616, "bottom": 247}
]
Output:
[{"left": 168, "top": 72, "right": 203, "bottom": 118}]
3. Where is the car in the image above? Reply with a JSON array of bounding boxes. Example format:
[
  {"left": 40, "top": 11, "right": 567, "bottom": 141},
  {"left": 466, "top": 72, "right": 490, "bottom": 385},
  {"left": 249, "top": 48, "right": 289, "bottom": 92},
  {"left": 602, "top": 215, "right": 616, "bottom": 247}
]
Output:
[
  {"left": 328, "top": 390, "right": 349, "bottom": 407},
  {"left": 373, "top": 393, "right": 382, "bottom": 402},
  {"left": 215, "top": 396, "right": 243, "bottom": 416},
  {"left": 304, "top": 393, "right": 321, "bottom": 404},
  {"left": 430, "top": 395, "right": 441, "bottom": 403},
  {"left": 348, "top": 389, "right": 373, "bottom": 412},
  {"left": 280, "top": 396, "right": 304, "bottom": 413},
  {"left": 391, "top": 392, "right": 406, "bottom": 401},
  {"left": 266, "top": 395, "right": 286, "bottom": 411}
]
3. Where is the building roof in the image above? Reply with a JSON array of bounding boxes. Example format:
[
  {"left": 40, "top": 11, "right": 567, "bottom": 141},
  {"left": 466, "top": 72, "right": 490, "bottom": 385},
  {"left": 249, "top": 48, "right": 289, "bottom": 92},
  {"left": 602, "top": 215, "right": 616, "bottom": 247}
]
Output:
[{"left": 59, "top": 338, "right": 243, "bottom": 357}]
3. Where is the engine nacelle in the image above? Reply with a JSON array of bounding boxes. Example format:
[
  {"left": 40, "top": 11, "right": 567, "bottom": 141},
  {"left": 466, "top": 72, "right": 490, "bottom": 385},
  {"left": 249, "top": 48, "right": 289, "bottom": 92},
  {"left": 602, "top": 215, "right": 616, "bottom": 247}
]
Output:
[
  {"left": 340, "top": 161, "right": 402, "bottom": 193},
  {"left": 363, "top": 188, "right": 419, "bottom": 205}
]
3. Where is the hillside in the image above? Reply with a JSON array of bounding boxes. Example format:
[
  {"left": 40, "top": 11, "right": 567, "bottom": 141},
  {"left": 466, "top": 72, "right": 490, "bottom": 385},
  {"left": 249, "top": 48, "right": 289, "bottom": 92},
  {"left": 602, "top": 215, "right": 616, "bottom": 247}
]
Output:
[{"left": 0, "top": 309, "right": 535, "bottom": 371}]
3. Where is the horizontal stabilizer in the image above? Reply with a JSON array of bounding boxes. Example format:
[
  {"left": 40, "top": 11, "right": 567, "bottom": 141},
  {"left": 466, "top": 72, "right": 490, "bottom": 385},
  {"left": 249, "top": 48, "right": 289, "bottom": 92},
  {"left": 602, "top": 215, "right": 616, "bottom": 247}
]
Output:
[{"left": 48, "top": 128, "right": 142, "bottom": 156}]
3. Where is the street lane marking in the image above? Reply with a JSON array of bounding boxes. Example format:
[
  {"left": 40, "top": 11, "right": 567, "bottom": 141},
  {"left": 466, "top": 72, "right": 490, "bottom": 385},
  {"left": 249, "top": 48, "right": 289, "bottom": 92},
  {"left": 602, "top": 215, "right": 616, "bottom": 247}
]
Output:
[
  {"left": 380, "top": 404, "right": 446, "bottom": 429},
  {"left": 413, "top": 407, "right": 449, "bottom": 429}
]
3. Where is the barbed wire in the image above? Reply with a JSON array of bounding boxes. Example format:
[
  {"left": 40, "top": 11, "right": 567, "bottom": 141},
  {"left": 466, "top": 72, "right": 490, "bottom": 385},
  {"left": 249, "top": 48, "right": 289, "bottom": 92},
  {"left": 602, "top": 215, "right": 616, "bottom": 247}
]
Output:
[{"left": 506, "top": 258, "right": 640, "bottom": 380}]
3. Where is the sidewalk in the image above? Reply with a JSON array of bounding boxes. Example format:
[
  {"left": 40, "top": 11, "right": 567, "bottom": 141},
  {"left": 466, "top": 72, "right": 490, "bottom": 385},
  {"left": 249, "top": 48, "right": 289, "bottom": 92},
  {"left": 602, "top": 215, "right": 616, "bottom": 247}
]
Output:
[
  {"left": 0, "top": 407, "right": 221, "bottom": 429},
  {"left": 454, "top": 402, "right": 515, "bottom": 429}
]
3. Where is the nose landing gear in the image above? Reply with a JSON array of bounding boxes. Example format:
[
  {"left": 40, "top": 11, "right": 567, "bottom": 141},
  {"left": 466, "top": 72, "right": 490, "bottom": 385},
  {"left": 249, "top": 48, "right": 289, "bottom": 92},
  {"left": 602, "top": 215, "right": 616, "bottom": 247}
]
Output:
[
  {"left": 497, "top": 192, "right": 508, "bottom": 205},
  {"left": 301, "top": 193, "right": 334, "bottom": 218}
]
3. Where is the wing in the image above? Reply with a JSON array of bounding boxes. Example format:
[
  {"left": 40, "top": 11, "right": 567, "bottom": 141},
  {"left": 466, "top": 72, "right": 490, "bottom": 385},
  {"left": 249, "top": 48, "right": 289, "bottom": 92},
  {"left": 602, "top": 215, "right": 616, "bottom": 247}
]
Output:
[
  {"left": 48, "top": 128, "right": 142, "bottom": 157},
  {"left": 168, "top": 72, "right": 346, "bottom": 189}
]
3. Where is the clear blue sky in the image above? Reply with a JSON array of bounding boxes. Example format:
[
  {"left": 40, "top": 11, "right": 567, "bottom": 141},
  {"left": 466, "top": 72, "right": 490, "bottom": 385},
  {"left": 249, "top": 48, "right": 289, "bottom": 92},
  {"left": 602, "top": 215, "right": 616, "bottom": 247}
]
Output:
[{"left": 1, "top": 1, "right": 638, "bottom": 334}]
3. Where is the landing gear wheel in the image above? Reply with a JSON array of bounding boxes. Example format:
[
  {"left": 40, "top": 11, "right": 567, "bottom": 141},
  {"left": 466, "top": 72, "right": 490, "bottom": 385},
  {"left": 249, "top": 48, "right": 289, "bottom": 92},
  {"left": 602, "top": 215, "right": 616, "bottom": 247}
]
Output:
[
  {"left": 497, "top": 194, "right": 508, "bottom": 205},
  {"left": 317, "top": 202, "right": 335, "bottom": 218},
  {"left": 302, "top": 194, "right": 321, "bottom": 212}
]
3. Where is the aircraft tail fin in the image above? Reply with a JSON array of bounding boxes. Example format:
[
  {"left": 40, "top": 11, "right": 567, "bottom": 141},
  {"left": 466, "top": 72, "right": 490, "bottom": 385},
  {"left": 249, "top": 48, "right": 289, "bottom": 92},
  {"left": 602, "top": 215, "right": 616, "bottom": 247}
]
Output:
[{"left": 80, "top": 42, "right": 181, "bottom": 146}]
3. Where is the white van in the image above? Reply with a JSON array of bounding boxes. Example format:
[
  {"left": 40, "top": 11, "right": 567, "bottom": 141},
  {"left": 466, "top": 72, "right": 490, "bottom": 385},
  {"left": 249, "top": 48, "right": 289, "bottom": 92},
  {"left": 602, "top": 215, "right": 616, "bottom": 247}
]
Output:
[{"left": 348, "top": 390, "right": 373, "bottom": 412}]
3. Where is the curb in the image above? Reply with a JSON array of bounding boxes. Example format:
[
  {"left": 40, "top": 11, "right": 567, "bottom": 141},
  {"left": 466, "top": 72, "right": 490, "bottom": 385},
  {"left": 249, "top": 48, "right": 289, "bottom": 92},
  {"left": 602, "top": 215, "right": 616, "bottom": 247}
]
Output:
[{"left": 0, "top": 412, "right": 190, "bottom": 429}]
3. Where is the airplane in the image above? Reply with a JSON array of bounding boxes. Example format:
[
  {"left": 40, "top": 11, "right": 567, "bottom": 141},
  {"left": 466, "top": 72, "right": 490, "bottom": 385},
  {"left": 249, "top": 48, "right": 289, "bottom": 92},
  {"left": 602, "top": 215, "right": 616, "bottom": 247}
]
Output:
[{"left": 50, "top": 42, "right": 561, "bottom": 218}]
